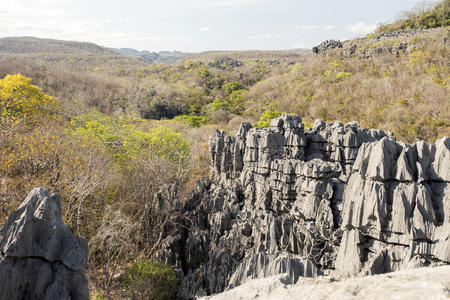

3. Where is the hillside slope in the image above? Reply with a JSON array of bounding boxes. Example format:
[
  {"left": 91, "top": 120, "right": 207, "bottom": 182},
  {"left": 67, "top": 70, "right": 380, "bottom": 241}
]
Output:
[
  {"left": 190, "top": 49, "right": 311, "bottom": 63},
  {"left": 246, "top": 27, "right": 449, "bottom": 143},
  {"left": 0, "top": 36, "right": 116, "bottom": 55}
]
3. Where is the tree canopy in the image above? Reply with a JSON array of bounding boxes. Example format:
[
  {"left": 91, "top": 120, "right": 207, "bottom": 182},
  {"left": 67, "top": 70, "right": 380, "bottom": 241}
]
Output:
[{"left": 0, "top": 74, "right": 58, "bottom": 122}]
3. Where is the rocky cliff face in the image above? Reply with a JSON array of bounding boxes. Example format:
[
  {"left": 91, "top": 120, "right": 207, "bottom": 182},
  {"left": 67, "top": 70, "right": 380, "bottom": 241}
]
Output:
[
  {"left": 336, "top": 136, "right": 450, "bottom": 275},
  {"left": 0, "top": 188, "right": 89, "bottom": 300},
  {"left": 155, "top": 114, "right": 449, "bottom": 299}
]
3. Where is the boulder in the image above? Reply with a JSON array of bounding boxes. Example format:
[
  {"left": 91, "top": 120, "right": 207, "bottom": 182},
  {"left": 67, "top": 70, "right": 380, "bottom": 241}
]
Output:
[{"left": 0, "top": 188, "right": 89, "bottom": 300}]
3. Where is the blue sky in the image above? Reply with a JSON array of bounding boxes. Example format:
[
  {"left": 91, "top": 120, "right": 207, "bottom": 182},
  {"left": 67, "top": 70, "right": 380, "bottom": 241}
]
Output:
[{"left": 0, "top": 0, "right": 435, "bottom": 52}]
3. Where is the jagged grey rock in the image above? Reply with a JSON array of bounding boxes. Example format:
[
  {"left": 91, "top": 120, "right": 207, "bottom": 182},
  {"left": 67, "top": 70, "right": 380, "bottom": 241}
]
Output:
[
  {"left": 228, "top": 252, "right": 318, "bottom": 288},
  {"left": 208, "top": 56, "right": 243, "bottom": 70},
  {"left": 336, "top": 136, "right": 450, "bottom": 276},
  {"left": 312, "top": 40, "right": 343, "bottom": 54},
  {"left": 154, "top": 114, "right": 449, "bottom": 299},
  {"left": 0, "top": 188, "right": 89, "bottom": 300}
]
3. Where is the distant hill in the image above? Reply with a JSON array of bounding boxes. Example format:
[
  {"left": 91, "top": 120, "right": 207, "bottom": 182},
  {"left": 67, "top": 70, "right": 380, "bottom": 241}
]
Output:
[
  {"left": 112, "top": 48, "right": 192, "bottom": 64},
  {"left": 190, "top": 49, "right": 311, "bottom": 63},
  {"left": 0, "top": 36, "right": 311, "bottom": 65},
  {"left": 0, "top": 37, "right": 116, "bottom": 55},
  {"left": 112, "top": 48, "right": 312, "bottom": 64}
]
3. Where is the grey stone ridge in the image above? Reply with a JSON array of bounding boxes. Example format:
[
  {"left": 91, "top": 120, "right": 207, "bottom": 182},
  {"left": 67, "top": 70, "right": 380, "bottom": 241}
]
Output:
[
  {"left": 0, "top": 188, "right": 89, "bottom": 300},
  {"left": 312, "top": 28, "right": 441, "bottom": 58},
  {"left": 154, "top": 113, "right": 449, "bottom": 299}
]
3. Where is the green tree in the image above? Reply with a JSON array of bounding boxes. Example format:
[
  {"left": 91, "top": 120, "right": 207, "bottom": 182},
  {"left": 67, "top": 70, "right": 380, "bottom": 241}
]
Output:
[
  {"left": 211, "top": 98, "right": 230, "bottom": 111},
  {"left": 198, "top": 67, "right": 211, "bottom": 81},
  {"left": 173, "top": 115, "right": 208, "bottom": 127},
  {"left": 222, "top": 82, "right": 245, "bottom": 95},
  {"left": 228, "top": 90, "right": 246, "bottom": 114}
]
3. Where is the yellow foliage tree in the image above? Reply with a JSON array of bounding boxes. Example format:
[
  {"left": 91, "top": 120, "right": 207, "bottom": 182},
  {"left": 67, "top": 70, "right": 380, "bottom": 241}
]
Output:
[{"left": 0, "top": 73, "right": 58, "bottom": 122}]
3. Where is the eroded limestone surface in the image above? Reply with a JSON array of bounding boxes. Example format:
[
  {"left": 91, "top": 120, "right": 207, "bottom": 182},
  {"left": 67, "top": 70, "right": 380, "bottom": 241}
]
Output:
[{"left": 155, "top": 114, "right": 449, "bottom": 299}]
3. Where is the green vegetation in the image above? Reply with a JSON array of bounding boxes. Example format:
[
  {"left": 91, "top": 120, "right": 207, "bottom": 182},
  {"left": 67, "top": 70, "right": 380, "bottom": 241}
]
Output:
[
  {"left": 256, "top": 110, "right": 315, "bottom": 129},
  {"left": 244, "top": 27, "right": 449, "bottom": 142},
  {"left": 408, "top": 50, "right": 430, "bottom": 66},
  {"left": 376, "top": 0, "right": 450, "bottom": 33},
  {"left": 0, "top": 3, "right": 448, "bottom": 297},
  {"left": 0, "top": 73, "right": 205, "bottom": 299},
  {"left": 227, "top": 90, "right": 246, "bottom": 114},
  {"left": 91, "top": 293, "right": 108, "bottom": 300},
  {"left": 173, "top": 114, "right": 208, "bottom": 127},
  {"left": 211, "top": 97, "right": 231, "bottom": 111},
  {"left": 335, "top": 72, "right": 353, "bottom": 81},
  {"left": 222, "top": 82, "right": 245, "bottom": 95},
  {"left": 256, "top": 109, "right": 284, "bottom": 127},
  {"left": 71, "top": 111, "right": 190, "bottom": 166},
  {"left": 124, "top": 259, "right": 177, "bottom": 300}
]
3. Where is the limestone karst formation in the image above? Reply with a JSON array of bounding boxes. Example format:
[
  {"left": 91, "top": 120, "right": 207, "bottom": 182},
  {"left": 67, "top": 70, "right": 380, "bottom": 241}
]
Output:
[
  {"left": 0, "top": 188, "right": 89, "bottom": 300},
  {"left": 154, "top": 114, "right": 450, "bottom": 299}
]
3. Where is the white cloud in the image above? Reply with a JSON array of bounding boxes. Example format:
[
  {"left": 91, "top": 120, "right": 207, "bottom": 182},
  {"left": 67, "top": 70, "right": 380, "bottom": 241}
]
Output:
[
  {"left": 198, "top": 0, "right": 279, "bottom": 8},
  {"left": 200, "top": 26, "right": 212, "bottom": 32},
  {"left": 293, "top": 43, "right": 305, "bottom": 49},
  {"left": 294, "top": 25, "right": 335, "bottom": 30},
  {"left": 16, "top": 0, "right": 73, "bottom": 3},
  {"left": 347, "top": 22, "right": 376, "bottom": 35},
  {"left": 10, "top": 0, "right": 74, "bottom": 7},
  {"left": 245, "top": 33, "right": 283, "bottom": 39},
  {"left": 301, "top": 25, "right": 319, "bottom": 30},
  {"left": 0, "top": 1, "right": 195, "bottom": 50}
]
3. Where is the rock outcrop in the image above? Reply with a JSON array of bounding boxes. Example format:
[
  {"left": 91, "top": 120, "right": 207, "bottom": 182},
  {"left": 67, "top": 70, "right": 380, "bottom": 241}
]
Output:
[
  {"left": 312, "top": 40, "right": 343, "bottom": 54},
  {"left": 0, "top": 188, "right": 89, "bottom": 300},
  {"left": 154, "top": 114, "right": 449, "bottom": 299},
  {"left": 208, "top": 56, "right": 243, "bottom": 70},
  {"left": 312, "top": 28, "right": 446, "bottom": 58}
]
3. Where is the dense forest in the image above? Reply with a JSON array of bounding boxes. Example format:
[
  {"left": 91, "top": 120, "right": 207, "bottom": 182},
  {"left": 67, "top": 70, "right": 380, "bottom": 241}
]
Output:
[{"left": 0, "top": 1, "right": 449, "bottom": 298}]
